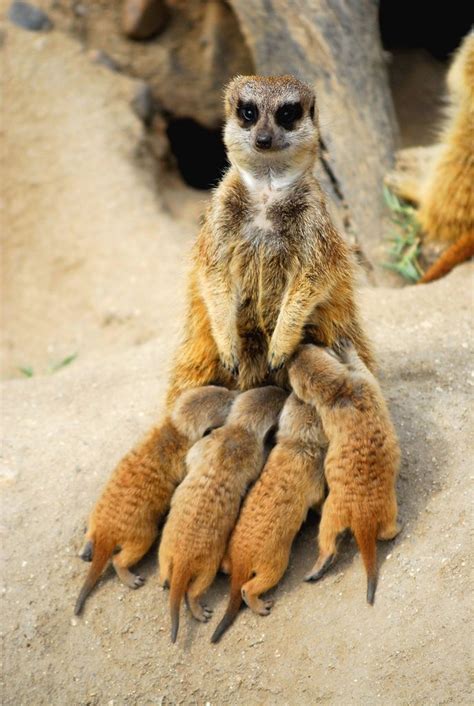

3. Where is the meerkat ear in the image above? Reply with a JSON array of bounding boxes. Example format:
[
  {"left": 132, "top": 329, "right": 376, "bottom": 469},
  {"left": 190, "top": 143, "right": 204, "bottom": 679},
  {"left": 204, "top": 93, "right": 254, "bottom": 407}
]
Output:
[
  {"left": 223, "top": 75, "right": 245, "bottom": 115},
  {"left": 309, "top": 98, "right": 318, "bottom": 124}
]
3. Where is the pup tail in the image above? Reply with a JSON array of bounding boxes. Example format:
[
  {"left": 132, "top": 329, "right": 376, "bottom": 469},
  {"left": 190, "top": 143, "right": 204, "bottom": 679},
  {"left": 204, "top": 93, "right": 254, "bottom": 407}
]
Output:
[
  {"left": 74, "top": 538, "right": 113, "bottom": 615},
  {"left": 169, "top": 565, "right": 189, "bottom": 644},
  {"left": 211, "top": 573, "right": 244, "bottom": 644},
  {"left": 353, "top": 522, "right": 378, "bottom": 605}
]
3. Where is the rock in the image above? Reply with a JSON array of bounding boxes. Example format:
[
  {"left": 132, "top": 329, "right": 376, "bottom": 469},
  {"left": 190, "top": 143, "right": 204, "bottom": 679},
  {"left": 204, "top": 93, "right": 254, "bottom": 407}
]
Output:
[
  {"left": 88, "top": 49, "right": 122, "bottom": 73},
  {"left": 8, "top": 1, "right": 53, "bottom": 32},
  {"left": 130, "top": 81, "right": 155, "bottom": 125},
  {"left": 121, "top": 0, "right": 168, "bottom": 40}
]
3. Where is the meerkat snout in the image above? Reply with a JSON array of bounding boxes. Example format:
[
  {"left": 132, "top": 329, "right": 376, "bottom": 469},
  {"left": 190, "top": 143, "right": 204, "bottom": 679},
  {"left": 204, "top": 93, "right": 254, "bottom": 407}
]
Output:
[{"left": 224, "top": 75, "right": 319, "bottom": 169}]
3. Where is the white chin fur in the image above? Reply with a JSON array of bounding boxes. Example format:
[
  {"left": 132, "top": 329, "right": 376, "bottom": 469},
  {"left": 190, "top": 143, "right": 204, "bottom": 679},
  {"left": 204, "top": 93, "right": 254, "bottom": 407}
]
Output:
[{"left": 237, "top": 166, "right": 305, "bottom": 192}]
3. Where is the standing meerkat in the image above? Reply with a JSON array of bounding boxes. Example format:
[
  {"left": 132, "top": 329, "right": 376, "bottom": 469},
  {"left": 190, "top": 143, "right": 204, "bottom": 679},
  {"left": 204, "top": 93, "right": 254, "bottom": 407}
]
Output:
[
  {"left": 211, "top": 393, "right": 327, "bottom": 643},
  {"left": 158, "top": 385, "right": 287, "bottom": 642},
  {"left": 288, "top": 342, "right": 401, "bottom": 604},
  {"left": 74, "top": 385, "right": 236, "bottom": 615},
  {"left": 166, "top": 74, "right": 374, "bottom": 407},
  {"left": 385, "top": 32, "right": 474, "bottom": 282}
]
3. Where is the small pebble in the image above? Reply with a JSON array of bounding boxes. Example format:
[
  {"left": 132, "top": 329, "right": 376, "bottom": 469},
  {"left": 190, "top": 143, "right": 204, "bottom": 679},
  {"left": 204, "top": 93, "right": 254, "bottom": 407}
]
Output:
[
  {"left": 8, "top": 1, "right": 53, "bottom": 31},
  {"left": 130, "top": 81, "right": 155, "bottom": 126},
  {"left": 88, "top": 49, "right": 121, "bottom": 73}
]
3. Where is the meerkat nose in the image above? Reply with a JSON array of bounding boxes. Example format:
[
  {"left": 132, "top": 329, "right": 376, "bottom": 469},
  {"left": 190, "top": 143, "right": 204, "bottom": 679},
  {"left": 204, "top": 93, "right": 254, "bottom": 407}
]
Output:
[{"left": 255, "top": 134, "right": 272, "bottom": 150}]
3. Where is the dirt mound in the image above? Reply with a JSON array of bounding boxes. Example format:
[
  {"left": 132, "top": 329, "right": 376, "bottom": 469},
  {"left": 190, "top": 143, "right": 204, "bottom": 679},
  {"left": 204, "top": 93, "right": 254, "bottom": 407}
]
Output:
[
  {"left": 1, "top": 26, "right": 201, "bottom": 380},
  {"left": 2, "top": 263, "right": 472, "bottom": 705}
]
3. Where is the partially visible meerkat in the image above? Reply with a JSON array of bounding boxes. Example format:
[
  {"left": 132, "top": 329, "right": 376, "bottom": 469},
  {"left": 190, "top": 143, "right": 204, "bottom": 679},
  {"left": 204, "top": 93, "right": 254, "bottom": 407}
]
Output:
[
  {"left": 165, "top": 74, "right": 374, "bottom": 407},
  {"left": 158, "top": 385, "right": 287, "bottom": 642},
  {"left": 74, "top": 386, "right": 236, "bottom": 615},
  {"left": 288, "top": 342, "right": 401, "bottom": 604},
  {"left": 211, "top": 393, "right": 327, "bottom": 643},
  {"left": 385, "top": 32, "right": 474, "bottom": 281}
]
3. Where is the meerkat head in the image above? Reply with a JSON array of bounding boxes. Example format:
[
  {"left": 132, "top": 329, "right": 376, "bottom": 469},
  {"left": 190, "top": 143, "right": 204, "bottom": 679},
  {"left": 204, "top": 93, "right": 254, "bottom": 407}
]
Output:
[{"left": 223, "top": 75, "right": 318, "bottom": 178}]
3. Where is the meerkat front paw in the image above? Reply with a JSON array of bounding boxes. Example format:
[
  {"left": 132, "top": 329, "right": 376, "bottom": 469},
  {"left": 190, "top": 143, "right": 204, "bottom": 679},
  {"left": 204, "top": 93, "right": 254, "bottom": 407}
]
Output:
[
  {"left": 219, "top": 348, "right": 239, "bottom": 376},
  {"left": 267, "top": 349, "right": 288, "bottom": 372}
]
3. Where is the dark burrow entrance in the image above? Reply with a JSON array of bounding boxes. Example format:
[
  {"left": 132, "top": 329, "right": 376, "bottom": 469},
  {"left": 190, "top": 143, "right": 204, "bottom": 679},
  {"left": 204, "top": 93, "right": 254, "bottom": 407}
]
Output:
[
  {"left": 166, "top": 118, "right": 228, "bottom": 190},
  {"left": 379, "top": 1, "right": 472, "bottom": 61}
]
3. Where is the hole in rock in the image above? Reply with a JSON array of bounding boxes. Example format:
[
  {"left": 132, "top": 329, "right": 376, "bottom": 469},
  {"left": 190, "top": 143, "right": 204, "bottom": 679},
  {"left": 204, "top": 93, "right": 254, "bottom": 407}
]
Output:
[{"left": 166, "top": 118, "right": 229, "bottom": 190}]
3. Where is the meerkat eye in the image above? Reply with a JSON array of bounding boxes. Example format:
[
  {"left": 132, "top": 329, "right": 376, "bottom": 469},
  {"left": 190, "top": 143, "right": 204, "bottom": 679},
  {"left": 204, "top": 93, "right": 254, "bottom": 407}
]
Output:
[
  {"left": 275, "top": 102, "right": 303, "bottom": 129},
  {"left": 237, "top": 101, "right": 258, "bottom": 126}
]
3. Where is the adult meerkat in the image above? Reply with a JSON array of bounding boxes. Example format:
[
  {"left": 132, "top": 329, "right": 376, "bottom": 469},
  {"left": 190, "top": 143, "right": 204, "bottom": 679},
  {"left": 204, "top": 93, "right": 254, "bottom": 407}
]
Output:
[
  {"left": 74, "top": 386, "right": 236, "bottom": 615},
  {"left": 288, "top": 343, "right": 401, "bottom": 604},
  {"left": 158, "top": 385, "right": 287, "bottom": 642},
  {"left": 385, "top": 32, "right": 474, "bottom": 282},
  {"left": 166, "top": 74, "right": 374, "bottom": 407},
  {"left": 211, "top": 393, "right": 327, "bottom": 643}
]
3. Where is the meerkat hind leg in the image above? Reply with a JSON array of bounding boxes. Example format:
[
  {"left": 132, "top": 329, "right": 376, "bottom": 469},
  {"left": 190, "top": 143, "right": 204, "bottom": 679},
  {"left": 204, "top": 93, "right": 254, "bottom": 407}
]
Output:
[
  {"left": 306, "top": 497, "right": 342, "bottom": 582},
  {"left": 186, "top": 571, "right": 215, "bottom": 622},
  {"left": 241, "top": 575, "right": 276, "bottom": 616},
  {"left": 112, "top": 540, "right": 153, "bottom": 588},
  {"left": 378, "top": 520, "right": 402, "bottom": 541},
  {"left": 185, "top": 594, "right": 213, "bottom": 623},
  {"left": 305, "top": 553, "right": 336, "bottom": 582}
]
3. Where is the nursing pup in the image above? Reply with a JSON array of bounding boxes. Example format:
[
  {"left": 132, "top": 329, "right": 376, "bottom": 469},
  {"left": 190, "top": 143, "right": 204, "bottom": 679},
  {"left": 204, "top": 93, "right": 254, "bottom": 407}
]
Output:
[
  {"left": 158, "top": 385, "right": 287, "bottom": 642},
  {"left": 211, "top": 393, "right": 327, "bottom": 642},
  {"left": 289, "top": 343, "right": 401, "bottom": 604},
  {"left": 74, "top": 386, "right": 236, "bottom": 615}
]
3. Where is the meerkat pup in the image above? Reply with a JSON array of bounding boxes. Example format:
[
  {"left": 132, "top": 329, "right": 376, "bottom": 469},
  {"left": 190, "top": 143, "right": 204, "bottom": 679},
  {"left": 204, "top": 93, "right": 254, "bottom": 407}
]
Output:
[
  {"left": 211, "top": 393, "right": 327, "bottom": 643},
  {"left": 288, "top": 342, "right": 401, "bottom": 604},
  {"left": 74, "top": 386, "right": 236, "bottom": 615},
  {"left": 165, "top": 74, "right": 374, "bottom": 407},
  {"left": 158, "top": 385, "right": 287, "bottom": 643}
]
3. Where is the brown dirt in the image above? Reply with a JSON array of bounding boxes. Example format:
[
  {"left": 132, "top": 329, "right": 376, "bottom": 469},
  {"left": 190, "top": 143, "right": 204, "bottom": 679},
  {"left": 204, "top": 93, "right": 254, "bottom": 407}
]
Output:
[{"left": 1, "top": 16, "right": 472, "bottom": 706}]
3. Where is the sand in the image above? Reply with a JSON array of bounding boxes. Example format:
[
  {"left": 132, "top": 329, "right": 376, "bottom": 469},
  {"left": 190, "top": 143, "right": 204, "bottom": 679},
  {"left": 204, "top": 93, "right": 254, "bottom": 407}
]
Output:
[{"left": 1, "top": 19, "right": 472, "bottom": 706}]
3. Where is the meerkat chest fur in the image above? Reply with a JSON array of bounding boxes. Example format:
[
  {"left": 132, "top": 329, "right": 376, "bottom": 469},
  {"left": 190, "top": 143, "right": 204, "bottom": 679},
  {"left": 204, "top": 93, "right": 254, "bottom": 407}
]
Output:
[
  {"left": 211, "top": 168, "right": 314, "bottom": 336},
  {"left": 240, "top": 169, "right": 304, "bottom": 241}
]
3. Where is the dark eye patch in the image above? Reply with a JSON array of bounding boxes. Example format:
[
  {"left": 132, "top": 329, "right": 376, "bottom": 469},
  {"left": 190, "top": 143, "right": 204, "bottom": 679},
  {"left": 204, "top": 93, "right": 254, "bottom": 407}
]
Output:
[
  {"left": 237, "top": 101, "right": 259, "bottom": 127},
  {"left": 275, "top": 102, "right": 303, "bottom": 129}
]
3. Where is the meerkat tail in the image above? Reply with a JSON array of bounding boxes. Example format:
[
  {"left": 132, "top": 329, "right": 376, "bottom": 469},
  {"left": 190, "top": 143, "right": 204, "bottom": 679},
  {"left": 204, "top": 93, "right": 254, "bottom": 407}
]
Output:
[
  {"left": 419, "top": 232, "right": 474, "bottom": 284},
  {"left": 353, "top": 523, "right": 378, "bottom": 605},
  {"left": 74, "top": 539, "right": 114, "bottom": 615},
  {"left": 169, "top": 566, "right": 189, "bottom": 644},
  {"left": 210, "top": 578, "right": 244, "bottom": 644}
]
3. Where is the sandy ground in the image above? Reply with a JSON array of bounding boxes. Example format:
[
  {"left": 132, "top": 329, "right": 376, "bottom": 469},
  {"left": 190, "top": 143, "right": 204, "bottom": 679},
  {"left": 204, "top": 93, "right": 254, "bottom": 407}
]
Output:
[
  {"left": 1, "top": 18, "right": 473, "bottom": 706},
  {"left": 1, "top": 26, "right": 204, "bottom": 380}
]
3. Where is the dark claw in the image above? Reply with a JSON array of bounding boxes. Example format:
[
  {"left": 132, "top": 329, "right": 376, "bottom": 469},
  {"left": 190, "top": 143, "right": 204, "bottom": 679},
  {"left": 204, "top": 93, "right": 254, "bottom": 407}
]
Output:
[
  {"left": 222, "top": 358, "right": 239, "bottom": 377},
  {"left": 268, "top": 355, "right": 287, "bottom": 373},
  {"left": 133, "top": 575, "right": 145, "bottom": 588}
]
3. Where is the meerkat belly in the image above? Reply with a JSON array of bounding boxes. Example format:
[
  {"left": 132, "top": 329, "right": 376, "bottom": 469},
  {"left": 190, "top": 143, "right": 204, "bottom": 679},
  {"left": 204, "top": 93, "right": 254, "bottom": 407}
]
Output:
[
  {"left": 234, "top": 234, "right": 289, "bottom": 339},
  {"left": 229, "top": 222, "right": 289, "bottom": 388}
]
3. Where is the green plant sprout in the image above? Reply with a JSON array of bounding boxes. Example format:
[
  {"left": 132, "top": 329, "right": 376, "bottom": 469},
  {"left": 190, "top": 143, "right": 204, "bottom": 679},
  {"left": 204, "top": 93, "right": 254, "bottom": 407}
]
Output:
[
  {"left": 18, "top": 353, "right": 78, "bottom": 378},
  {"left": 50, "top": 353, "right": 78, "bottom": 373},
  {"left": 383, "top": 186, "right": 424, "bottom": 283}
]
